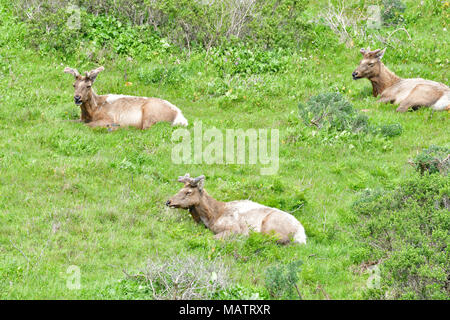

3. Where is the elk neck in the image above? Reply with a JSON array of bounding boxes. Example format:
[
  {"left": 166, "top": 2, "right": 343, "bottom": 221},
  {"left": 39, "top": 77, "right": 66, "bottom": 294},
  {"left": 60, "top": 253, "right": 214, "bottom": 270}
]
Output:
[
  {"left": 80, "top": 90, "right": 100, "bottom": 121},
  {"left": 189, "top": 190, "right": 225, "bottom": 227},
  {"left": 368, "top": 62, "right": 401, "bottom": 97}
]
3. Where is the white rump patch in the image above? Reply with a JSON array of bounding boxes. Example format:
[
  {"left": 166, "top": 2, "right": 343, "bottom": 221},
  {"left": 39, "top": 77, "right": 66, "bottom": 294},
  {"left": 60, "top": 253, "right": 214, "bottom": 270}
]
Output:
[
  {"left": 163, "top": 100, "right": 188, "bottom": 126},
  {"left": 293, "top": 224, "right": 307, "bottom": 244},
  {"left": 433, "top": 93, "right": 450, "bottom": 111}
]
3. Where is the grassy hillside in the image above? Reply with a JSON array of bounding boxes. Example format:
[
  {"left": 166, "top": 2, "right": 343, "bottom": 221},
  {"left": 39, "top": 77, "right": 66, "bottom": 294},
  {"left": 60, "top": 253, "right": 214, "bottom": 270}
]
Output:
[{"left": 0, "top": 0, "right": 448, "bottom": 299}]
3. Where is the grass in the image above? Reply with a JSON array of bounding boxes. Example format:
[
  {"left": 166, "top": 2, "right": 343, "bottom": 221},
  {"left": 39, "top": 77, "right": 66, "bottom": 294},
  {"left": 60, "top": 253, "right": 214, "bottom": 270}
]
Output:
[{"left": 0, "top": 0, "right": 448, "bottom": 299}]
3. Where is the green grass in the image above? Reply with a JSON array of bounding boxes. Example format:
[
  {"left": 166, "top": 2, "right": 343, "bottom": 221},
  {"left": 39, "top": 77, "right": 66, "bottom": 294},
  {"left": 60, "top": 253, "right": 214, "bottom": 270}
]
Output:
[{"left": 0, "top": 0, "right": 448, "bottom": 299}]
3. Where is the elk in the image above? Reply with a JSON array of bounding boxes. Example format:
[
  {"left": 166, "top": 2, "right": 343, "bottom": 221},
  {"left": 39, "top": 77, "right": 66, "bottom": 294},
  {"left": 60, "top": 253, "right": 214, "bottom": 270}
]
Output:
[
  {"left": 63, "top": 66, "right": 188, "bottom": 129},
  {"left": 352, "top": 48, "right": 450, "bottom": 112},
  {"left": 166, "top": 174, "right": 307, "bottom": 245}
]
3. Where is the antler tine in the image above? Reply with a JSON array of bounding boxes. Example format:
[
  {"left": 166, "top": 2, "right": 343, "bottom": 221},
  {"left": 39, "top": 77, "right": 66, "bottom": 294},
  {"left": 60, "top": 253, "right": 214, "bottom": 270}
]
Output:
[
  {"left": 64, "top": 67, "right": 80, "bottom": 77},
  {"left": 177, "top": 173, "right": 193, "bottom": 184},
  {"left": 193, "top": 175, "right": 205, "bottom": 183}
]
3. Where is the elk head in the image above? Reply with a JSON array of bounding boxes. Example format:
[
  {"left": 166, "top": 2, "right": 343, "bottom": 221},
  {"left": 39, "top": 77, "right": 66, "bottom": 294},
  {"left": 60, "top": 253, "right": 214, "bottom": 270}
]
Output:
[
  {"left": 352, "top": 48, "right": 386, "bottom": 80},
  {"left": 64, "top": 66, "right": 104, "bottom": 105},
  {"left": 165, "top": 174, "right": 205, "bottom": 209}
]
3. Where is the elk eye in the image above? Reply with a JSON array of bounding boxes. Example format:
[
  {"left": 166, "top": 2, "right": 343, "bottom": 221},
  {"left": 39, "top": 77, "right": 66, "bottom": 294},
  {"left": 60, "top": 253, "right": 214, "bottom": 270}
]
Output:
[
  {"left": 87, "top": 85, "right": 91, "bottom": 88},
  {"left": 369, "top": 63, "right": 374, "bottom": 67},
  {"left": 186, "top": 191, "right": 192, "bottom": 195}
]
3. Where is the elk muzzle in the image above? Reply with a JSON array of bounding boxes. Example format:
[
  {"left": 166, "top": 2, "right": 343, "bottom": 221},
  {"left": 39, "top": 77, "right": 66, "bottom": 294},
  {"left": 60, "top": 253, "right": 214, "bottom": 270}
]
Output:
[
  {"left": 352, "top": 71, "right": 360, "bottom": 80},
  {"left": 74, "top": 95, "right": 82, "bottom": 105}
]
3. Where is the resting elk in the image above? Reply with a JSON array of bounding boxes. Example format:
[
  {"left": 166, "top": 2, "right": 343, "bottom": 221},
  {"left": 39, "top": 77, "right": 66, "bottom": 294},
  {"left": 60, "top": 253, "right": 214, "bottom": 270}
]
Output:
[
  {"left": 64, "top": 66, "right": 188, "bottom": 129},
  {"left": 352, "top": 48, "right": 450, "bottom": 112},
  {"left": 166, "top": 174, "right": 307, "bottom": 245}
]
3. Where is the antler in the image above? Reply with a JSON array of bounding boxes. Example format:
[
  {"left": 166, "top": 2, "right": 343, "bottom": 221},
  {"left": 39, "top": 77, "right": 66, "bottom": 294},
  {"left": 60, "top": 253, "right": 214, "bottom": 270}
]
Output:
[
  {"left": 64, "top": 67, "right": 81, "bottom": 78},
  {"left": 85, "top": 66, "right": 105, "bottom": 82},
  {"left": 177, "top": 174, "right": 205, "bottom": 189},
  {"left": 178, "top": 173, "right": 193, "bottom": 184}
]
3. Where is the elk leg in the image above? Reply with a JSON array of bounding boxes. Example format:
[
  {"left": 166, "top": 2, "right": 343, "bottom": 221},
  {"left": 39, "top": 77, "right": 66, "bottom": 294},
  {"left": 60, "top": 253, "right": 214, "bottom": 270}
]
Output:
[
  {"left": 141, "top": 119, "right": 157, "bottom": 130},
  {"left": 396, "top": 102, "right": 414, "bottom": 112},
  {"left": 378, "top": 96, "right": 394, "bottom": 104}
]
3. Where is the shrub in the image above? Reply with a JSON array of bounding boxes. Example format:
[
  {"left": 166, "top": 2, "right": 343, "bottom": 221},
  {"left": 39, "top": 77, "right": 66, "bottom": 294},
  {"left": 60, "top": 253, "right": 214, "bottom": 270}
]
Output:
[
  {"left": 375, "top": 123, "right": 403, "bottom": 138},
  {"left": 410, "top": 145, "right": 449, "bottom": 175},
  {"left": 123, "top": 254, "right": 230, "bottom": 300},
  {"left": 351, "top": 173, "right": 450, "bottom": 299},
  {"left": 265, "top": 259, "right": 303, "bottom": 299},
  {"left": 297, "top": 93, "right": 405, "bottom": 146},
  {"left": 298, "top": 92, "right": 369, "bottom": 133}
]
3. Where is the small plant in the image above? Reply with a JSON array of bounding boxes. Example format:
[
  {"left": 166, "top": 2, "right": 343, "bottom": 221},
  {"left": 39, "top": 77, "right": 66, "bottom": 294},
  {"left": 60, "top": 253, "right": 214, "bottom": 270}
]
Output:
[
  {"left": 298, "top": 92, "right": 369, "bottom": 133},
  {"left": 138, "top": 65, "right": 187, "bottom": 85},
  {"left": 410, "top": 145, "right": 449, "bottom": 175},
  {"left": 375, "top": 123, "right": 403, "bottom": 138},
  {"left": 265, "top": 259, "right": 303, "bottom": 299}
]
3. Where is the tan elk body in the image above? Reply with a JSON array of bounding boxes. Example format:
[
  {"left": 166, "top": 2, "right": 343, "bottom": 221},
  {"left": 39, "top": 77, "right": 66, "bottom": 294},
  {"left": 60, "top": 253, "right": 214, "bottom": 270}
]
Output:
[
  {"left": 352, "top": 48, "right": 450, "bottom": 112},
  {"left": 166, "top": 174, "right": 307, "bottom": 244},
  {"left": 64, "top": 66, "right": 188, "bottom": 129}
]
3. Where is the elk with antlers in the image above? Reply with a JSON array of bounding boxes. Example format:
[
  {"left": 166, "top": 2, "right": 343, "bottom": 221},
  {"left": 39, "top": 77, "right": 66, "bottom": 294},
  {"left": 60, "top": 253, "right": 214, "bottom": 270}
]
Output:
[
  {"left": 166, "top": 174, "right": 307, "bottom": 244},
  {"left": 64, "top": 66, "right": 188, "bottom": 129},
  {"left": 352, "top": 48, "right": 450, "bottom": 112}
]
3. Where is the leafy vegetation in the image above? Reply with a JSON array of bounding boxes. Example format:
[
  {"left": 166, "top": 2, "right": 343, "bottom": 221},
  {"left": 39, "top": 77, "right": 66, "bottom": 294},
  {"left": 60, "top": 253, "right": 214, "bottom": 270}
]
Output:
[
  {"left": 351, "top": 173, "right": 449, "bottom": 299},
  {"left": 0, "top": 0, "right": 448, "bottom": 300},
  {"left": 265, "top": 260, "right": 304, "bottom": 299},
  {"left": 410, "top": 145, "right": 449, "bottom": 175},
  {"left": 298, "top": 92, "right": 370, "bottom": 133}
]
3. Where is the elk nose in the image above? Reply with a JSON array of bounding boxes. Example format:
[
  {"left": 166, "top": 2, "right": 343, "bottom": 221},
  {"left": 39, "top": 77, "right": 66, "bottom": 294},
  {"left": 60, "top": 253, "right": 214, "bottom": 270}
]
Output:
[
  {"left": 352, "top": 71, "right": 358, "bottom": 77},
  {"left": 165, "top": 200, "right": 171, "bottom": 206}
]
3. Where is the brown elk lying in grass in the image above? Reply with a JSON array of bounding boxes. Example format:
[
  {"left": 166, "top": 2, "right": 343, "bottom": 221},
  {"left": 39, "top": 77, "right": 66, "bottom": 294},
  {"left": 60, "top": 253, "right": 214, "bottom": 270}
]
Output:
[
  {"left": 64, "top": 66, "right": 188, "bottom": 129},
  {"left": 166, "top": 174, "right": 307, "bottom": 245},
  {"left": 352, "top": 48, "right": 450, "bottom": 112}
]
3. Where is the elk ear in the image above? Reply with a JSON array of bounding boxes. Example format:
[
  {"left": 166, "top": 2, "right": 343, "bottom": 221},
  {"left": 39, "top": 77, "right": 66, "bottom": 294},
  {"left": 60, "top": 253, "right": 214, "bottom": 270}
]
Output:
[
  {"left": 86, "top": 66, "right": 104, "bottom": 83},
  {"left": 64, "top": 67, "right": 81, "bottom": 79},
  {"left": 194, "top": 175, "right": 205, "bottom": 192},
  {"left": 375, "top": 48, "right": 386, "bottom": 60},
  {"left": 360, "top": 48, "right": 367, "bottom": 55}
]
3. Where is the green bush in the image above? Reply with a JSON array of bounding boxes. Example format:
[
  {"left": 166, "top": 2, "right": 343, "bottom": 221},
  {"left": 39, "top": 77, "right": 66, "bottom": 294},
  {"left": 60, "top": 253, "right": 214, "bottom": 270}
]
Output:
[
  {"left": 297, "top": 93, "right": 405, "bottom": 147},
  {"left": 351, "top": 173, "right": 450, "bottom": 299},
  {"left": 411, "top": 145, "right": 449, "bottom": 175},
  {"left": 375, "top": 123, "right": 403, "bottom": 138},
  {"left": 265, "top": 259, "right": 303, "bottom": 299},
  {"left": 298, "top": 92, "right": 369, "bottom": 133}
]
